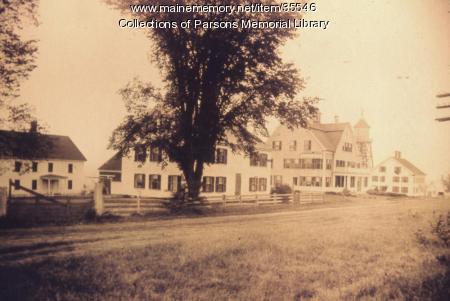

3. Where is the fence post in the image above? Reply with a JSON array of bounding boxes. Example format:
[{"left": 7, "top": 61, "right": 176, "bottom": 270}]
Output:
[
  {"left": 94, "top": 182, "right": 104, "bottom": 215},
  {"left": 0, "top": 187, "right": 7, "bottom": 217}
]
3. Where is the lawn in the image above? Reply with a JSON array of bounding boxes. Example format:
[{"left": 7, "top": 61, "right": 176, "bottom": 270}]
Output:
[{"left": 0, "top": 196, "right": 449, "bottom": 300}]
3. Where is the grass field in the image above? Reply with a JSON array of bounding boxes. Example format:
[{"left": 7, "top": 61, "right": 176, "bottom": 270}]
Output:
[{"left": 0, "top": 196, "right": 449, "bottom": 300}]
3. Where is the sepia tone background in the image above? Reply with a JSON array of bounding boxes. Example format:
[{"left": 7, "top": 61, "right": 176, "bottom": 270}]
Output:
[{"left": 17, "top": 0, "right": 450, "bottom": 183}]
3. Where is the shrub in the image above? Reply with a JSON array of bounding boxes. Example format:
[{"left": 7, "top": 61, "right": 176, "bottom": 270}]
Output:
[{"left": 271, "top": 184, "right": 292, "bottom": 194}]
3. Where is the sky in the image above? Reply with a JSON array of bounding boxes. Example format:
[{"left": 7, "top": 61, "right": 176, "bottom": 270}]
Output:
[{"left": 10, "top": 0, "right": 450, "bottom": 182}]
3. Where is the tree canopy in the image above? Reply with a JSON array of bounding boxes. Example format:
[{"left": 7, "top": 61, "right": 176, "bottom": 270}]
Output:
[{"left": 108, "top": 0, "right": 318, "bottom": 198}]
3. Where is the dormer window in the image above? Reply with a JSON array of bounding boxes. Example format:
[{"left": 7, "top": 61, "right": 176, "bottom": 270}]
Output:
[
  {"left": 134, "top": 145, "right": 147, "bottom": 162},
  {"left": 215, "top": 148, "right": 228, "bottom": 164},
  {"left": 342, "top": 142, "right": 352, "bottom": 152},
  {"left": 288, "top": 140, "right": 297, "bottom": 151}
]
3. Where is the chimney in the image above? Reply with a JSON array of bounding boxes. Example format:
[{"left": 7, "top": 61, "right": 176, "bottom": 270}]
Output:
[
  {"left": 29, "top": 120, "right": 38, "bottom": 133},
  {"left": 334, "top": 115, "right": 339, "bottom": 123},
  {"left": 394, "top": 151, "right": 401, "bottom": 159}
]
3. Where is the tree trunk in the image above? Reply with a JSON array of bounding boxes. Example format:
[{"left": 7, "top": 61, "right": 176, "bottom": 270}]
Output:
[{"left": 182, "top": 159, "right": 204, "bottom": 201}]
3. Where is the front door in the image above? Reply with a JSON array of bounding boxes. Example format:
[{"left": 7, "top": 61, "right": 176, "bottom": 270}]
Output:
[{"left": 235, "top": 173, "right": 241, "bottom": 195}]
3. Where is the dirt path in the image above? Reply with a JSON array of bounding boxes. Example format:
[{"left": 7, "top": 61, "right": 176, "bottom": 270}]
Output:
[{"left": 1, "top": 197, "right": 448, "bottom": 265}]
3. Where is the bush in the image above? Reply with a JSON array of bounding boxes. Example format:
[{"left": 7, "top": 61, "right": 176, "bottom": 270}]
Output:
[{"left": 271, "top": 184, "right": 292, "bottom": 194}]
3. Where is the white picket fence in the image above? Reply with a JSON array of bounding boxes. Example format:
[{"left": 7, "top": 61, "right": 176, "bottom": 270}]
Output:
[{"left": 102, "top": 192, "right": 324, "bottom": 216}]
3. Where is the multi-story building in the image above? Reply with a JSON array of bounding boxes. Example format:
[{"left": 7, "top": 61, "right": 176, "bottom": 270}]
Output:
[
  {"left": 371, "top": 151, "right": 426, "bottom": 196},
  {"left": 99, "top": 144, "right": 272, "bottom": 197},
  {"left": 0, "top": 130, "right": 87, "bottom": 196},
  {"left": 266, "top": 115, "right": 373, "bottom": 193}
]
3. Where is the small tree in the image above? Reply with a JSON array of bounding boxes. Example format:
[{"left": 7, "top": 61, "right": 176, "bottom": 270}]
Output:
[{"left": 108, "top": 0, "right": 318, "bottom": 199}]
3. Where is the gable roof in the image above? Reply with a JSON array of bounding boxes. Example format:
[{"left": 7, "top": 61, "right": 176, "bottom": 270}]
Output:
[
  {"left": 395, "top": 157, "right": 426, "bottom": 176},
  {"left": 0, "top": 130, "right": 87, "bottom": 161},
  {"left": 309, "top": 122, "right": 350, "bottom": 151},
  {"left": 98, "top": 152, "right": 122, "bottom": 171},
  {"left": 354, "top": 118, "right": 370, "bottom": 128}
]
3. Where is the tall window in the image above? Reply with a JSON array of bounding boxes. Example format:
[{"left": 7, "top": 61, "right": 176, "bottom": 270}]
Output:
[
  {"left": 335, "top": 176, "right": 345, "bottom": 188},
  {"left": 364, "top": 177, "right": 368, "bottom": 187},
  {"left": 134, "top": 145, "right": 147, "bottom": 162},
  {"left": 272, "top": 175, "right": 282, "bottom": 187},
  {"left": 48, "top": 162, "right": 53, "bottom": 172},
  {"left": 336, "top": 160, "right": 346, "bottom": 168},
  {"left": 14, "top": 180, "right": 20, "bottom": 190},
  {"left": 168, "top": 175, "right": 182, "bottom": 192},
  {"left": 32, "top": 180, "right": 37, "bottom": 190},
  {"left": 326, "top": 177, "right": 331, "bottom": 187},
  {"left": 215, "top": 177, "right": 227, "bottom": 193},
  {"left": 350, "top": 177, "right": 355, "bottom": 188},
  {"left": 402, "top": 177, "right": 409, "bottom": 183},
  {"left": 68, "top": 180, "right": 73, "bottom": 190},
  {"left": 149, "top": 174, "right": 161, "bottom": 190},
  {"left": 202, "top": 176, "right": 215, "bottom": 192},
  {"left": 149, "top": 146, "right": 162, "bottom": 162},
  {"left": 312, "top": 177, "right": 322, "bottom": 187},
  {"left": 401, "top": 187, "right": 408, "bottom": 194},
  {"left": 249, "top": 177, "right": 258, "bottom": 192},
  {"left": 393, "top": 176, "right": 400, "bottom": 183},
  {"left": 257, "top": 178, "right": 266, "bottom": 191},
  {"left": 14, "top": 161, "right": 22, "bottom": 172},
  {"left": 380, "top": 176, "right": 385, "bottom": 182},
  {"left": 32, "top": 162, "right": 38, "bottom": 172},
  {"left": 293, "top": 177, "right": 298, "bottom": 186},
  {"left": 215, "top": 148, "right": 227, "bottom": 164},
  {"left": 272, "top": 141, "right": 282, "bottom": 150},
  {"left": 304, "top": 140, "right": 312, "bottom": 151},
  {"left": 134, "top": 174, "right": 146, "bottom": 188},
  {"left": 372, "top": 176, "right": 378, "bottom": 182},
  {"left": 288, "top": 140, "right": 297, "bottom": 151},
  {"left": 342, "top": 142, "right": 352, "bottom": 152},
  {"left": 326, "top": 159, "right": 332, "bottom": 170},
  {"left": 68, "top": 163, "right": 73, "bottom": 173}
]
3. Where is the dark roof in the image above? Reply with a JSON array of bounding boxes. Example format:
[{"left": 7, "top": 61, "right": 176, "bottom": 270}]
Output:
[
  {"left": 0, "top": 130, "right": 87, "bottom": 161},
  {"left": 98, "top": 152, "right": 122, "bottom": 171},
  {"left": 395, "top": 157, "right": 426, "bottom": 176},
  {"left": 354, "top": 118, "right": 370, "bottom": 128}
]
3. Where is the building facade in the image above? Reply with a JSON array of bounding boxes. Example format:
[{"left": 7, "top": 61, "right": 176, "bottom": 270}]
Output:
[
  {"left": 371, "top": 151, "right": 426, "bottom": 196},
  {"left": 0, "top": 131, "right": 87, "bottom": 196},
  {"left": 266, "top": 116, "right": 373, "bottom": 193},
  {"left": 99, "top": 145, "right": 272, "bottom": 198}
]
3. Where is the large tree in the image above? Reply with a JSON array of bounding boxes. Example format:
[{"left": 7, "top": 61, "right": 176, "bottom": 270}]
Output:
[{"left": 108, "top": 0, "right": 318, "bottom": 198}]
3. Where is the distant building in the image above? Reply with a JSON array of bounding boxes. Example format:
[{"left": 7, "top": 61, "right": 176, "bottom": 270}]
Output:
[
  {"left": 266, "top": 115, "right": 373, "bottom": 193},
  {"left": 371, "top": 151, "right": 426, "bottom": 196},
  {"left": 99, "top": 144, "right": 272, "bottom": 197},
  {"left": 0, "top": 130, "right": 87, "bottom": 196}
]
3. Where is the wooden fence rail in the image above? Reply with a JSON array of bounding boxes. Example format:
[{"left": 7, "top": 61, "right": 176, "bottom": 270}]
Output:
[{"left": 102, "top": 192, "right": 324, "bottom": 216}]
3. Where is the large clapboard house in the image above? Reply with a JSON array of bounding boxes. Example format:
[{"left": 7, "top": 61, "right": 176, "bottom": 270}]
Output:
[{"left": 0, "top": 129, "right": 87, "bottom": 196}]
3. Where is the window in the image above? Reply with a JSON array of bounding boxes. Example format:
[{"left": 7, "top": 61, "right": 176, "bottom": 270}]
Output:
[
  {"left": 293, "top": 177, "right": 298, "bottom": 186},
  {"left": 342, "top": 142, "right": 353, "bottom": 152},
  {"left": 48, "top": 162, "right": 53, "bottom": 172},
  {"left": 14, "top": 161, "right": 22, "bottom": 172},
  {"left": 380, "top": 176, "right": 385, "bottom": 182},
  {"left": 150, "top": 146, "right": 162, "bottom": 162},
  {"left": 364, "top": 177, "right": 368, "bottom": 187},
  {"left": 393, "top": 186, "right": 400, "bottom": 193},
  {"left": 258, "top": 178, "right": 267, "bottom": 191},
  {"left": 168, "top": 175, "right": 182, "bottom": 192},
  {"left": 312, "top": 177, "right": 322, "bottom": 187},
  {"left": 394, "top": 167, "right": 401, "bottom": 175},
  {"left": 215, "top": 177, "right": 227, "bottom": 192},
  {"left": 202, "top": 176, "right": 215, "bottom": 192},
  {"left": 134, "top": 145, "right": 147, "bottom": 162},
  {"left": 14, "top": 180, "right": 20, "bottom": 190},
  {"left": 134, "top": 174, "right": 145, "bottom": 188},
  {"left": 284, "top": 159, "right": 297, "bottom": 169},
  {"left": 272, "top": 141, "right": 282, "bottom": 150},
  {"left": 299, "top": 176, "right": 306, "bottom": 186},
  {"left": 215, "top": 148, "right": 227, "bottom": 164},
  {"left": 68, "top": 180, "right": 73, "bottom": 190},
  {"left": 304, "top": 140, "right": 312, "bottom": 151},
  {"left": 326, "top": 177, "right": 331, "bottom": 187},
  {"left": 312, "top": 159, "right": 323, "bottom": 169},
  {"left": 336, "top": 160, "right": 346, "bottom": 168},
  {"left": 299, "top": 158, "right": 322, "bottom": 169},
  {"left": 32, "top": 180, "right": 37, "bottom": 190},
  {"left": 372, "top": 176, "right": 378, "bottom": 182},
  {"left": 250, "top": 153, "right": 268, "bottom": 167},
  {"left": 32, "top": 162, "right": 38, "bottom": 172},
  {"left": 393, "top": 176, "right": 400, "bottom": 183},
  {"left": 350, "top": 176, "right": 355, "bottom": 188},
  {"left": 379, "top": 186, "right": 387, "bottom": 192},
  {"left": 68, "top": 163, "right": 73, "bottom": 173},
  {"left": 288, "top": 140, "right": 297, "bottom": 151},
  {"left": 249, "top": 177, "right": 258, "bottom": 192},
  {"left": 326, "top": 159, "right": 332, "bottom": 170},
  {"left": 149, "top": 174, "right": 161, "bottom": 190},
  {"left": 401, "top": 187, "right": 408, "bottom": 194},
  {"left": 402, "top": 177, "right": 409, "bottom": 183},
  {"left": 272, "top": 175, "right": 282, "bottom": 187},
  {"left": 335, "top": 176, "right": 345, "bottom": 188},
  {"left": 379, "top": 166, "right": 386, "bottom": 172}
]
